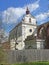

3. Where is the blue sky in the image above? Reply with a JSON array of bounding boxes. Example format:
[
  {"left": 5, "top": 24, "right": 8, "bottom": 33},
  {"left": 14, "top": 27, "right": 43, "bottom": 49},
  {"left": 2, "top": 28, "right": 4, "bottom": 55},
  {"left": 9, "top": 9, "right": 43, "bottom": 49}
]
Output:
[
  {"left": 0, "top": 0, "right": 48, "bottom": 11},
  {"left": 0, "top": 0, "right": 49, "bottom": 35}
]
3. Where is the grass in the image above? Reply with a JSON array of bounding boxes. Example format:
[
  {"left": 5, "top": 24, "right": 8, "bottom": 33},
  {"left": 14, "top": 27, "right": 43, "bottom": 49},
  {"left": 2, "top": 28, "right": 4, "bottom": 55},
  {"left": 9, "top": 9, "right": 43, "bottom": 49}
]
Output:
[
  {"left": 13, "top": 62, "right": 49, "bottom": 65},
  {"left": 0, "top": 62, "right": 49, "bottom": 65}
]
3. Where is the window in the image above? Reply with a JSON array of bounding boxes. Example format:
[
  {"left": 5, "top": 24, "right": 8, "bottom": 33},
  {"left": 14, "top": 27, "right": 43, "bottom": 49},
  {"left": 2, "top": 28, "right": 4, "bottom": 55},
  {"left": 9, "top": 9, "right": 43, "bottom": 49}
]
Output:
[
  {"left": 29, "top": 18, "right": 31, "bottom": 23},
  {"left": 29, "top": 29, "right": 32, "bottom": 32}
]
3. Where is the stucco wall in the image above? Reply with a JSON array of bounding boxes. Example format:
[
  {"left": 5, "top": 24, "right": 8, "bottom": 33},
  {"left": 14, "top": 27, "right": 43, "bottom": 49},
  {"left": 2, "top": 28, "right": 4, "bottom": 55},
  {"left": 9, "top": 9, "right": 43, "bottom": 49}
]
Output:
[{"left": 22, "top": 23, "right": 37, "bottom": 41}]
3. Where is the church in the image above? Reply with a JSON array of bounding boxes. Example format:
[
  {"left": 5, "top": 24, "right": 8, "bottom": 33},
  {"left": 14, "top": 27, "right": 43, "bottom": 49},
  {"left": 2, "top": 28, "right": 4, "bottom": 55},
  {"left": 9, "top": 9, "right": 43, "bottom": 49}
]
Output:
[{"left": 9, "top": 8, "right": 49, "bottom": 50}]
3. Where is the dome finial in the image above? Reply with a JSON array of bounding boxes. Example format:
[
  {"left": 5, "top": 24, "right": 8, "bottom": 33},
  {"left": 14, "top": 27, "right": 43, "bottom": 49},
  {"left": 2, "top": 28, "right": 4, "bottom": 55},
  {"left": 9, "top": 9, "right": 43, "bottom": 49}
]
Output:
[{"left": 26, "top": 7, "right": 30, "bottom": 15}]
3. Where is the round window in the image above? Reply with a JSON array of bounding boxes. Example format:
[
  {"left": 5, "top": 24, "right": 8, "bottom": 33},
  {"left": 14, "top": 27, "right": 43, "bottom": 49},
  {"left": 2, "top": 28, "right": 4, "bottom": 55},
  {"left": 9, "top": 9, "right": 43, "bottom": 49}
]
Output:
[{"left": 29, "top": 29, "right": 32, "bottom": 32}]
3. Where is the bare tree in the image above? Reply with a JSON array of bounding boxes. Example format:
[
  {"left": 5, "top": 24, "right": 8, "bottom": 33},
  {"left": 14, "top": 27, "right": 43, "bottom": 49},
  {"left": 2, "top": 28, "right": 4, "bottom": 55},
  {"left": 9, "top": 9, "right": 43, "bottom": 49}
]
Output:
[
  {"left": 0, "top": 12, "right": 5, "bottom": 44},
  {"left": 0, "top": 12, "right": 9, "bottom": 45}
]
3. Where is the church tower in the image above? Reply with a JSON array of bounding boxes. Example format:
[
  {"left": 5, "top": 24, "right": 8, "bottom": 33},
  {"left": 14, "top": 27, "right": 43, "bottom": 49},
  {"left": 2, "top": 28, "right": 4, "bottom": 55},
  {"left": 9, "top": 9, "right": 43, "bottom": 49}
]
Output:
[
  {"left": 9, "top": 7, "right": 37, "bottom": 50},
  {"left": 16, "top": 7, "right": 37, "bottom": 50}
]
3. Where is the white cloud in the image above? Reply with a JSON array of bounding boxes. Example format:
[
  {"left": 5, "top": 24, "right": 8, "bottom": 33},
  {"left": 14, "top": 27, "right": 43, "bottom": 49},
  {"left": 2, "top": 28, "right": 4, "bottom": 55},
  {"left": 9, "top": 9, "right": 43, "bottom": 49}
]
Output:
[
  {"left": 36, "top": 11, "right": 49, "bottom": 22},
  {"left": 24, "top": 0, "right": 39, "bottom": 12},
  {"left": 2, "top": 7, "right": 25, "bottom": 24},
  {"left": 2, "top": 0, "right": 40, "bottom": 24}
]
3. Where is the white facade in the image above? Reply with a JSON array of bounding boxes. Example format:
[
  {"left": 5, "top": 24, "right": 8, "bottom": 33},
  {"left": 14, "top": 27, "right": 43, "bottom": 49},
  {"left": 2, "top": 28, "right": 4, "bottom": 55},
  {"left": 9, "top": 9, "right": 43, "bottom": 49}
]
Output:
[
  {"left": 22, "top": 14, "right": 37, "bottom": 41},
  {"left": 10, "top": 12, "right": 37, "bottom": 50},
  {"left": 16, "top": 14, "right": 37, "bottom": 50},
  {"left": 36, "top": 39, "right": 45, "bottom": 49}
]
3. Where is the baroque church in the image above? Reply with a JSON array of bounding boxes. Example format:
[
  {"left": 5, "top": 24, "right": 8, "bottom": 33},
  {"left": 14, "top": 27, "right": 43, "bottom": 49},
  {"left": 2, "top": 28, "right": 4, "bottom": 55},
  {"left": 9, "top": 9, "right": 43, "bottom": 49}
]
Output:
[{"left": 9, "top": 8, "right": 49, "bottom": 50}]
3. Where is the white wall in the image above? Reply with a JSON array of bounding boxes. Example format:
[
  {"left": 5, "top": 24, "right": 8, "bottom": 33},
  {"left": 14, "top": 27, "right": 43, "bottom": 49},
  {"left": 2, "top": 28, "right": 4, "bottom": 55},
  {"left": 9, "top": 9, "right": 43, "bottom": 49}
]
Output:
[
  {"left": 10, "top": 14, "right": 37, "bottom": 50},
  {"left": 36, "top": 39, "right": 45, "bottom": 49},
  {"left": 22, "top": 14, "right": 36, "bottom": 25},
  {"left": 22, "top": 24, "right": 37, "bottom": 41}
]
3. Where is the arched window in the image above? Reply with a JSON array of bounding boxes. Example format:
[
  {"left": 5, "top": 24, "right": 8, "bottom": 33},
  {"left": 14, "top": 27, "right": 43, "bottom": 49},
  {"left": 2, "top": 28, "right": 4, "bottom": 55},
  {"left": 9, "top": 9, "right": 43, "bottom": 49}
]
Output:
[{"left": 29, "top": 18, "right": 31, "bottom": 23}]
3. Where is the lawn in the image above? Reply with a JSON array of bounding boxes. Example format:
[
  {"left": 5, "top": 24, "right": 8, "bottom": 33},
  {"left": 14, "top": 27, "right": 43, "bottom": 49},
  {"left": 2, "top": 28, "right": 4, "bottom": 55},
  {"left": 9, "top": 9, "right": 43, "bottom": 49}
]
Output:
[
  {"left": 13, "top": 62, "right": 49, "bottom": 65},
  {"left": 0, "top": 62, "right": 49, "bottom": 65}
]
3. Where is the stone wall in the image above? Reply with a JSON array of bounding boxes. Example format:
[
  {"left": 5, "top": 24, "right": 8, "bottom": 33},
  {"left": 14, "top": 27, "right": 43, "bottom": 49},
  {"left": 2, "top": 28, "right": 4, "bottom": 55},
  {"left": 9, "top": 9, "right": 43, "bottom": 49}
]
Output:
[{"left": 6, "top": 49, "right": 49, "bottom": 63}]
